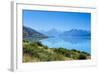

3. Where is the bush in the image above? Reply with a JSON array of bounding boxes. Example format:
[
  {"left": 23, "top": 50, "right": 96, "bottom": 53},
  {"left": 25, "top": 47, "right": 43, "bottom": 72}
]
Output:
[
  {"left": 54, "top": 48, "right": 67, "bottom": 55},
  {"left": 78, "top": 53, "right": 87, "bottom": 60},
  {"left": 36, "top": 42, "right": 43, "bottom": 46},
  {"left": 71, "top": 49, "right": 80, "bottom": 53}
]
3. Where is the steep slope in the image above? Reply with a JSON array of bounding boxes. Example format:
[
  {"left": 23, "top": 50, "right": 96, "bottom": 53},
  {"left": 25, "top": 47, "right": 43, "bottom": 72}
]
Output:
[{"left": 23, "top": 26, "right": 48, "bottom": 42}]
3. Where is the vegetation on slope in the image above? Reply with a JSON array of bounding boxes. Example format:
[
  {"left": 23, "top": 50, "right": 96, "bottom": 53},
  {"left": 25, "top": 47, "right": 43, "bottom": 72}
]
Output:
[{"left": 23, "top": 40, "right": 90, "bottom": 62}]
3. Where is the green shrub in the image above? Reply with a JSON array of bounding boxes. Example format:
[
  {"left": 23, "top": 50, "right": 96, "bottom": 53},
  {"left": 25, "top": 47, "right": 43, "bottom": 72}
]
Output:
[
  {"left": 36, "top": 42, "right": 43, "bottom": 46},
  {"left": 78, "top": 53, "right": 87, "bottom": 60}
]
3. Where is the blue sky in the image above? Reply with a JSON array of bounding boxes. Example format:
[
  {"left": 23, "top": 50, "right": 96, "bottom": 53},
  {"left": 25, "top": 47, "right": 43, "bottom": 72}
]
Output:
[{"left": 23, "top": 10, "right": 91, "bottom": 32}]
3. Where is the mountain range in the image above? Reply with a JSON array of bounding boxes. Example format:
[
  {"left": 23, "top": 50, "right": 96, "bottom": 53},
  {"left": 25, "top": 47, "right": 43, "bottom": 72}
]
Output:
[
  {"left": 62, "top": 29, "right": 90, "bottom": 36},
  {"left": 41, "top": 29, "right": 62, "bottom": 37},
  {"left": 23, "top": 26, "right": 91, "bottom": 42},
  {"left": 41, "top": 29, "right": 91, "bottom": 37}
]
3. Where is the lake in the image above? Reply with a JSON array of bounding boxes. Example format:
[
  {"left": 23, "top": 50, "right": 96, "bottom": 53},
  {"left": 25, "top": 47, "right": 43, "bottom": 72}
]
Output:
[{"left": 40, "top": 36, "right": 91, "bottom": 53}]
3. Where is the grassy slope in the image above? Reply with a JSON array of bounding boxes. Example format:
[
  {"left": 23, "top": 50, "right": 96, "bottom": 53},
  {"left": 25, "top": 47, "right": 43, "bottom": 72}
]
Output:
[{"left": 23, "top": 41, "right": 90, "bottom": 62}]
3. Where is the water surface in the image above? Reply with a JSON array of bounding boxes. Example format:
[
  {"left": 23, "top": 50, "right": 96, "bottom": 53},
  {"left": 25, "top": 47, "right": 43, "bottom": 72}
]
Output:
[{"left": 40, "top": 36, "right": 91, "bottom": 53}]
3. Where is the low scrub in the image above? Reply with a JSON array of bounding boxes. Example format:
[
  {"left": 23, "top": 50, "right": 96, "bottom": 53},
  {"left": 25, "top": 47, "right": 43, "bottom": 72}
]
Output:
[{"left": 23, "top": 41, "right": 90, "bottom": 62}]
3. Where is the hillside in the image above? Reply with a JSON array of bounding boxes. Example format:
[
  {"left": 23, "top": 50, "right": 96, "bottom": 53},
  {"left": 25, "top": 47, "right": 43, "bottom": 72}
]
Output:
[
  {"left": 23, "top": 41, "right": 90, "bottom": 62},
  {"left": 23, "top": 26, "right": 48, "bottom": 42}
]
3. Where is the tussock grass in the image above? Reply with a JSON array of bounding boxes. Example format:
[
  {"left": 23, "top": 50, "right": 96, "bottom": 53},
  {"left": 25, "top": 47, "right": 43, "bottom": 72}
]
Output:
[{"left": 23, "top": 41, "right": 90, "bottom": 62}]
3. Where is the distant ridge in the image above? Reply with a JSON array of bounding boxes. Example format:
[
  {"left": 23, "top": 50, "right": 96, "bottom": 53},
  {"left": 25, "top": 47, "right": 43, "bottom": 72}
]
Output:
[{"left": 62, "top": 29, "right": 91, "bottom": 36}]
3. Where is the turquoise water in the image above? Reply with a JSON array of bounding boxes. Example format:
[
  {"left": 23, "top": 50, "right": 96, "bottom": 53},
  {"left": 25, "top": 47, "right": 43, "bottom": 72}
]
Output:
[{"left": 40, "top": 36, "right": 91, "bottom": 53}]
